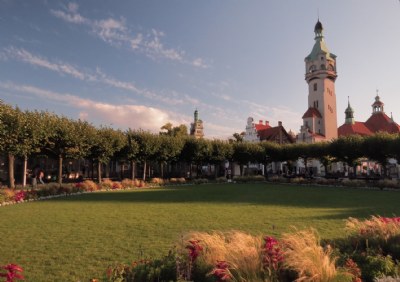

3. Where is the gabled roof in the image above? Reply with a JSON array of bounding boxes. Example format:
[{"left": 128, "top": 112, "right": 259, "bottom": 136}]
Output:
[
  {"left": 255, "top": 123, "right": 271, "bottom": 131},
  {"left": 365, "top": 112, "right": 400, "bottom": 133},
  {"left": 258, "top": 126, "right": 295, "bottom": 144},
  {"left": 302, "top": 107, "right": 322, "bottom": 119},
  {"left": 338, "top": 122, "right": 373, "bottom": 137}
]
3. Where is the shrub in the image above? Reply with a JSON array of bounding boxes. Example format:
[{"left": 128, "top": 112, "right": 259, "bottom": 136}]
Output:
[
  {"left": 375, "top": 276, "right": 400, "bottom": 282},
  {"left": 342, "top": 179, "right": 365, "bottom": 188},
  {"left": 107, "top": 254, "right": 177, "bottom": 282},
  {"left": 1, "top": 189, "right": 15, "bottom": 203},
  {"left": 79, "top": 180, "right": 99, "bottom": 192},
  {"left": 290, "top": 177, "right": 308, "bottom": 184},
  {"left": 375, "top": 179, "right": 399, "bottom": 190},
  {"left": 216, "top": 177, "right": 228, "bottom": 183},
  {"left": 269, "top": 175, "right": 287, "bottom": 183},
  {"left": 112, "top": 182, "right": 122, "bottom": 190},
  {"left": 24, "top": 189, "right": 38, "bottom": 201},
  {"left": 150, "top": 178, "right": 165, "bottom": 186},
  {"left": 355, "top": 254, "right": 397, "bottom": 282},
  {"left": 100, "top": 179, "right": 114, "bottom": 190},
  {"left": 121, "top": 179, "right": 135, "bottom": 189},
  {"left": 233, "top": 175, "right": 265, "bottom": 183},
  {"left": 170, "top": 177, "right": 186, "bottom": 184},
  {"left": 193, "top": 178, "right": 208, "bottom": 185}
]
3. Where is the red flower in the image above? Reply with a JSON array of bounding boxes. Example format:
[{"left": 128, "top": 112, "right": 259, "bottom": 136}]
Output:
[
  {"left": 210, "top": 261, "right": 232, "bottom": 282},
  {"left": 185, "top": 240, "right": 203, "bottom": 262},
  {"left": 0, "top": 264, "right": 25, "bottom": 282},
  {"left": 262, "top": 236, "right": 284, "bottom": 271}
]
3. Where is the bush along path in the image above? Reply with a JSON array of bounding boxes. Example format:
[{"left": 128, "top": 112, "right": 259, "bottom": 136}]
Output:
[
  {"left": 105, "top": 216, "right": 400, "bottom": 282},
  {"left": 0, "top": 178, "right": 190, "bottom": 207}
]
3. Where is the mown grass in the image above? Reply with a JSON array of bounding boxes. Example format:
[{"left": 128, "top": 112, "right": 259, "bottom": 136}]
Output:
[{"left": 1, "top": 183, "right": 400, "bottom": 281}]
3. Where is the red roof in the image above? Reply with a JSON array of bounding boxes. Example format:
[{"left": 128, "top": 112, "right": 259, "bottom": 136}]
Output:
[
  {"left": 338, "top": 122, "right": 373, "bottom": 137},
  {"left": 258, "top": 126, "right": 295, "bottom": 143},
  {"left": 302, "top": 107, "right": 322, "bottom": 119},
  {"left": 255, "top": 123, "right": 271, "bottom": 131},
  {"left": 365, "top": 112, "right": 400, "bottom": 133}
]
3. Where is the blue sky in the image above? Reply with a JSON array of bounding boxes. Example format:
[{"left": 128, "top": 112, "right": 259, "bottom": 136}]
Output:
[{"left": 1, "top": 1, "right": 400, "bottom": 138}]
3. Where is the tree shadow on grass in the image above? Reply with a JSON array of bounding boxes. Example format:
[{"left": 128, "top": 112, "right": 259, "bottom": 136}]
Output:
[{"left": 52, "top": 183, "right": 400, "bottom": 217}]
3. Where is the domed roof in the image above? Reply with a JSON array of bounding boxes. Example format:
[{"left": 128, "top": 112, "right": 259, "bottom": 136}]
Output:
[{"left": 314, "top": 20, "right": 323, "bottom": 32}]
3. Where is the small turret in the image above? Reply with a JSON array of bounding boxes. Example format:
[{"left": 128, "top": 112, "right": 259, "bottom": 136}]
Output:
[
  {"left": 345, "top": 96, "right": 355, "bottom": 125},
  {"left": 372, "top": 90, "right": 384, "bottom": 114}
]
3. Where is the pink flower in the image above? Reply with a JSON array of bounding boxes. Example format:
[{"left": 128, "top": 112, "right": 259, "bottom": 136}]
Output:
[
  {"left": 14, "top": 191, "right": 26, "bottom": 202},
  {"left": 0, "top": 264, "right": 25, "bottom": 282},
  {"left": 185, "top": 240, "right": 203, "bottom": 262},
  {"left": 210, "top": 261, "right": 232, "bottom": 282},
  {"left": 263, "top": 236, "right": 284, "bottom": 272}
]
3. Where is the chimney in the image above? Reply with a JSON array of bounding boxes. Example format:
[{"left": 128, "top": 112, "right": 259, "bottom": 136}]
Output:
[
  {"left": 265, "top": 121, "right": 269, "bottom": 125},
  {"left": 278, "top": 121, "right": 282, "bottom": 126},
  {"left": 259, "top": 120, "right": 263, "bottom": 124}
]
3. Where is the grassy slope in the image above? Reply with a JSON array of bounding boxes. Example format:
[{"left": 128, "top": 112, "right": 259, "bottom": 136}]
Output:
[{"left": 1, "top": 183, "right": 400, "bottom": 281}]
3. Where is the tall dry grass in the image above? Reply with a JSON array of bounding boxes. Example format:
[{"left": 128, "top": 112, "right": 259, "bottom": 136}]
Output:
[
  {"left": 281, "top": 229, "right": 337, "bottom": 282},
  {"left": 346, "top": 216, "right": 400, "bottom": 241},
  {"left": 181, "top": 231, "right": 264, "bottom": 281}
]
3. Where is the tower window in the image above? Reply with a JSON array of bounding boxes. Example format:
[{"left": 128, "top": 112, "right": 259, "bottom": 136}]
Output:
[
  {"left": 320, "top": 64, "right": 326, "bottom": 70},
  {"left": 313, "top": 83, "right": 317, "bottom": 91}
]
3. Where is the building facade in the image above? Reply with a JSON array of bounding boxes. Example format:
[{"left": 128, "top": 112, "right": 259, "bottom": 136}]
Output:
[
  {"left": 338, "top": 93, "right": 400, "bottom": 136},
  {"left": 298, "top": 20, "right": 338, "bottom": 143}
]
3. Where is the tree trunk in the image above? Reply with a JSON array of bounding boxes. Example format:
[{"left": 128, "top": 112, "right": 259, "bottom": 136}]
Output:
[
  {"left": 143, "top": 161, "right": 147, "bottom": 181},
  {"left": 240, "top": 164, "right": 243, "bottom": 176},
  {"left": 130, "top": 160, "right": 135, "bottom": 180},
  {"left": 97, "top": 162, "right": 102, "bottom": 183},
  {"left": 58, "top": 154, "right": 63, "bottom": 185},
  {"left": 22, "top": 155, "right": 28, "bottom": 187},
  {"left": 120, "top": 162, "right": 124, "bottom": 180},
  {"left": 160, "top": 162, "right": 164, "bottom": 179},
  {"left": 8, "top": 153, "right": 15, "bottom": 189}
]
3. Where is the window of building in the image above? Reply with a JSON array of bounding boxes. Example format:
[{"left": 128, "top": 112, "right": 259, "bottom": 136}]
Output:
[{"left": 313, "top": 83, "right": 317, "bottom": 91}]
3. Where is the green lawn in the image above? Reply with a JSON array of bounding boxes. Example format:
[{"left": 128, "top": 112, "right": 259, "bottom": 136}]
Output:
[{"left": 1, "top": 183, "right": 400, "bottom": 281}]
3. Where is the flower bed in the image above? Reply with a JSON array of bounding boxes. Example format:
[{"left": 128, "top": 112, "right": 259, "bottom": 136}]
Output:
[{"left": 106, "top": 216, "right": 400, "bottom": 282}]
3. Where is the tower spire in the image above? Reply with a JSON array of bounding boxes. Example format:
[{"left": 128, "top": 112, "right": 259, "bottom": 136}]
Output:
[{"left": 345, "top": 96, "right": 355, "bottom": 125}]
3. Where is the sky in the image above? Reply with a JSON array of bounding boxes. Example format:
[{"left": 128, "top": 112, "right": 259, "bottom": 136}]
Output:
[{"left": 1, "top": 1, "right": 400, "bottom": 139}]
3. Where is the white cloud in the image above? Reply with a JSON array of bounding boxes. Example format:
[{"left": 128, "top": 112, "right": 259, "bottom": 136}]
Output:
[
  {"left": 50, "top": 2, "right": 207, "bottom": 67},
  {"left": 4, "top": 47, "right": 189, "bottom": 105},
  {"left": 5, "top": 47, "right": 86, "bottom": 80},
  {"left": 0, "top": 81, "right": 181, "bottom": 132},
  {"left": 192, "top": 58, "right": 208, "bottom": 68}
]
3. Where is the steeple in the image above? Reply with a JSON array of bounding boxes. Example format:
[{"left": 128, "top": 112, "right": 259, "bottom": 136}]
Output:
[
  {"left": 314, "top": 20, "right": 323, "bottom": 39},
  {"left": 345, "top": 96, "right": 355, "bottom": 124},
  {"left": 372, "top": 90, "right": 384, "bottom": 114},
  {"left": 194, "top": 109, "right": 198, "bottom": 122}
]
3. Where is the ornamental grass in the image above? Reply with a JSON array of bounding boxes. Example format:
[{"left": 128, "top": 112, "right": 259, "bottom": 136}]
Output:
[
  {"left": 281, "top": 229, "right": 338, "bottom": 282},
  {"left": 181, "top": 231, "right": 264, "bottom": 281},
  {"left": 346, "top": 216, "right": 400, "bottom": 241}
]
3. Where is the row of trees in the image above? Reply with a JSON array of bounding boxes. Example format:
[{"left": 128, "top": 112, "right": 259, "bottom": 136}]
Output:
[{"left": 1, "top": 102, "right": 400, "bottom": 188}]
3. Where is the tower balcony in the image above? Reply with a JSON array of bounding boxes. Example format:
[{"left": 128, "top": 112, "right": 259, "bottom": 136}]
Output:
[{"left": 305, "top": 69, "right": 337, "bottom": 82}]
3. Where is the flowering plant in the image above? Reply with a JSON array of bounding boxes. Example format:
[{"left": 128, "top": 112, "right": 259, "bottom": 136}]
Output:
[
  {"left": 210, "top": 261, "right": 233, "bottom": 282},
  {"left": 14, "top": 191, "right": 26, "bottom": 202},
  {"left": 0, "top": 264, "right": 25, "bottom": 282},
  {"left": 262, "top": 236, "right": 284, "bottom": 281}
]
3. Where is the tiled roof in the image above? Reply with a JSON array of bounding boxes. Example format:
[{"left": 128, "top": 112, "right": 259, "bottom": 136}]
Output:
[
  {"left": 258, "top": 126, "right": 295, "bottom": 143},
  {"left": 302, "top": 107, "right": 322, "bottom": 119},
  {"left": 365, "top": 112, "right": 400, "bottom": 133},
  {"left": 255, "top": 123, "right": 271, "bottom": 131},
  {"left": 338, "top": 122, "right": 373, "bottom": 137}
]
